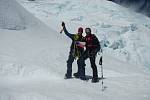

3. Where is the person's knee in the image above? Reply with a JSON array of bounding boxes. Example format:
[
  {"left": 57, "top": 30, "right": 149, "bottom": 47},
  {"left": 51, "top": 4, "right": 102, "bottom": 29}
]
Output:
[
  {"left": 67, "top": 67, "right": 72, "bottom": 70},
  {"left": 67, "top": 60, "right": 73, "bottom": 64},
  {"left": 77, "top": 59, "right": 86, "bottom": 67},
  {"left": 77, "top": 57, "right": 82, "bottom": 63},
  {"left": 67, "top": 57, "right": 74, "bottom": 64}
]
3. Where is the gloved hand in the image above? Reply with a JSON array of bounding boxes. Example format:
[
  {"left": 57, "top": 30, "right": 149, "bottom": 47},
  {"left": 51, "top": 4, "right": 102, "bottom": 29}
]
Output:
[
  {"left": 62, "top": 22, "right": 65, "bottom": 27},
  {"left": 60, "top": 22, "right": 65, "bottom": 33}
]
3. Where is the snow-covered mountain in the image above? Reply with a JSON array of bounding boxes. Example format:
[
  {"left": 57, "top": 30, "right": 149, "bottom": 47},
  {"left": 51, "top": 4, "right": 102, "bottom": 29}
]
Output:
[{"left": 0, "top": 0, "right": 150, "bottom": 100}]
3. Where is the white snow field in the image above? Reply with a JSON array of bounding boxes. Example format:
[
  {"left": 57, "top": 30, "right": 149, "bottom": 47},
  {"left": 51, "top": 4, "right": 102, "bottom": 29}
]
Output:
[{"left": 0, "top": 0, "right": 150, "bottom": 100}]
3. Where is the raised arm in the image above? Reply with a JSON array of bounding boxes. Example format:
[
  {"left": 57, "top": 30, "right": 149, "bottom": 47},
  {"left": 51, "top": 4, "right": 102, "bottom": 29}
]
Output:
[{"left": 62, "top": 22, "right": 74, "bottom": 39}]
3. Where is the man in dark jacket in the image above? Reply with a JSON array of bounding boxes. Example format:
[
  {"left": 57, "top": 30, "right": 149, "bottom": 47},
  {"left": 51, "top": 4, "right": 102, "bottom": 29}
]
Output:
[
  {"left": 61, "top": 22, "right": 85, "bottom": 79},
  {"left": 78, "top": 28, "right": 100, "bottom": 83}
]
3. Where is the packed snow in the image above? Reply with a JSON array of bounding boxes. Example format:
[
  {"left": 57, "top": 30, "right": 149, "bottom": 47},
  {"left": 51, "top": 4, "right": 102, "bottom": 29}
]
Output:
[{"left": 0, "top": 0, "right": 150, "bottom": 100}]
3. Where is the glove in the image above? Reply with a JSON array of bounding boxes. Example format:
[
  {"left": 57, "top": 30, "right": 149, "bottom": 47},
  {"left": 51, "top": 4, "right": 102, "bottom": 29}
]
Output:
[{"left": 62, "top": 22, "right": 65, "bottom": 27}]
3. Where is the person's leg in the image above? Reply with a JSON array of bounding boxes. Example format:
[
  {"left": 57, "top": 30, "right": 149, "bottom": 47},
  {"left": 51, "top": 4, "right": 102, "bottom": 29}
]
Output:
[
  {"left": 73, "top": 56, "right": 85, "bottom": 78},
  {"left": 73, "top": 60, "right": 80, "bottom": 78},
  {"left": 77, "top": 51, "right": 88, "bottom": 80},
  {"left": 89, "top": 55, "right": 98, "bottom": 82},
  {"left": 65, "top": 54, "right": 74, "bottom": 78}
]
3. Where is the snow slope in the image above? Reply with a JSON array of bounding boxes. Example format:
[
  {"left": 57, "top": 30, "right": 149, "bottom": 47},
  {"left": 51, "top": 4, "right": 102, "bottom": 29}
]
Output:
[
  {"left": 0, "top": 0, "right": 31, "bottom": 30},
  {"left": 17, "top": 0, "right": 150, "bottom": 69},
  {"left": 0, "top": 0, "right": 66, "bottom": 78},
  {"left": 0, "top": 0, "right": 150, "bottom": 100}
]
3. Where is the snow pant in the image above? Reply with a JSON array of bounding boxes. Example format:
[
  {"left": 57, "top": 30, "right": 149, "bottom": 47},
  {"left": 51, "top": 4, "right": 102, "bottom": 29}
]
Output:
[
  {"left": 78, "top": 50, "right": 98, "bottom": 79},
  {"left": 66, "top": 54, "right": 80, "bottom": 77}
]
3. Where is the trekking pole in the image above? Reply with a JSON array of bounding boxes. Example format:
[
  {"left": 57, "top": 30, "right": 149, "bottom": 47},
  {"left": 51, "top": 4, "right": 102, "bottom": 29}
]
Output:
[{"left": 99, "top": 48, "right": 104, "bottom": 91}]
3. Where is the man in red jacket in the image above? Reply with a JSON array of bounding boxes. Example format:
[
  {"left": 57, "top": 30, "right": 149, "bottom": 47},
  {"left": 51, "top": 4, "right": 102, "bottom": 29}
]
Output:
[{"left": 77, "top": 28, "right": 100, "bottom": 83}]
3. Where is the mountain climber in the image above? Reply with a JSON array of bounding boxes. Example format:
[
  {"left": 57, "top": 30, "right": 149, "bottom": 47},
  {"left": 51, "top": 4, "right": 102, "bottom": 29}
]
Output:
[
  {"left": 61, "top": 22, "right": 85, "bottom": 79},
  {"left": 77, "top": 28, "right": 100, "bottom": 83}
]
